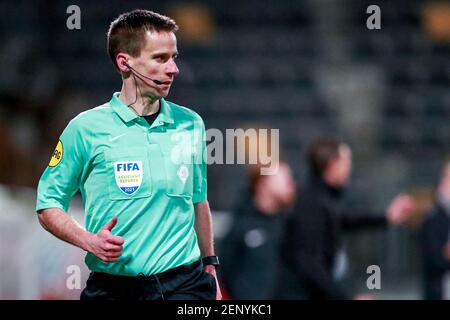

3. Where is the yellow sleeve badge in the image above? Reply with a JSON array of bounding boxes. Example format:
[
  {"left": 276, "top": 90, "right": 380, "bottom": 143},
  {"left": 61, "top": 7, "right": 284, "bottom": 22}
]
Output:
[{"left": 49, "top": 140, "right": 63, "bottom": 167}]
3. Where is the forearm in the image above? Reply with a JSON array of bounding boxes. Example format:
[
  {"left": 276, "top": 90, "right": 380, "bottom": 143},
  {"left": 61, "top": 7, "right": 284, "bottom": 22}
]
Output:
[
  {"left": 340, "top": 210, "right": 387, "bottom": 230},
  {"left": 37, "top": 208, "right": 93, "bottom": 252},
  {"left": 194, "top": 200, "right": 222, "bottom": 299},
  {"left": 194, "top": 200, "right": 215, "bottom": 257}
]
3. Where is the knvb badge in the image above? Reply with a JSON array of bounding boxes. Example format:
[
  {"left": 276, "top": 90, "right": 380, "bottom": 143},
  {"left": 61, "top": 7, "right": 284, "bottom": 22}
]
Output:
[
  {"left": 114, "top": 161, "right": 143, "bottom": 195},
  {"left": 177, "top": 165, "right": 189, "bottom": 184}
]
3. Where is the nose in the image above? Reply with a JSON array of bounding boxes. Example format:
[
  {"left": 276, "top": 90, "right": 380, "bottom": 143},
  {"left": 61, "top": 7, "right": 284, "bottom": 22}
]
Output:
[{"left": 166, "top": 58, "right": 179, "bottom": 76}]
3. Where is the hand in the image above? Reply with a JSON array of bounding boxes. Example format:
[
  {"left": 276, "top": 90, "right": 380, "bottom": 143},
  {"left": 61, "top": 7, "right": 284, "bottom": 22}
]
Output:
[
  {"left": 86, "top": 215, "right": 124, "bottom": 263},
  {"left": 204, "top": 264, "right": 223, "bottom": 300},
  {"left": 386, "top": 193, "right": 416, "bottom": 225}
]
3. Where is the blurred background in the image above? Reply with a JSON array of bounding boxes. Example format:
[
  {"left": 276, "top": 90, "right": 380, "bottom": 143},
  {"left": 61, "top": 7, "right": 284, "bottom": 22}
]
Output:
[{"left": 0, "top": 0, "right": 449, "bottom": 299}]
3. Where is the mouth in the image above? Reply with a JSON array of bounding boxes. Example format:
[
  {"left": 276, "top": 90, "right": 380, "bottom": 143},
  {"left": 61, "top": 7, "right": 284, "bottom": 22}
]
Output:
[{"left": 158, "top": 81, "right": 172, "bottom": 88}]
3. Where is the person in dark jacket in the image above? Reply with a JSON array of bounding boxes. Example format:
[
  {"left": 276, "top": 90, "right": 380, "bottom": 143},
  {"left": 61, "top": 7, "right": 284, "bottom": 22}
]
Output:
[
  {"left": 274, "top": 138, "right": 415, "bottom": 299},
  {"left": 421, "top": 161, "right": 450, "bottom": 300},
  {"left": 221, "top": 162, "right": 296, "bottom": 299}
]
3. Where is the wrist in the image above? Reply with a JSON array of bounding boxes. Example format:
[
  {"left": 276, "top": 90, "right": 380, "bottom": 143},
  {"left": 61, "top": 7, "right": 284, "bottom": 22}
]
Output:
[
  {"left": 202, "top": 255, "right": 220, "bottom": 268},
  {"left": 80, "top": 230, "right": 95, "bottom": 253}
]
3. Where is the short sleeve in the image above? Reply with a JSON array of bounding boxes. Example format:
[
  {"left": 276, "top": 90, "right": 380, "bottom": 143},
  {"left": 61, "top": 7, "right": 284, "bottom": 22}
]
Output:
[
  {"left": 36, "top": 119, "right": 87, "bottom": 213},
  {"left": 192, "top": 115, "right": 207, "bottom": 204}
]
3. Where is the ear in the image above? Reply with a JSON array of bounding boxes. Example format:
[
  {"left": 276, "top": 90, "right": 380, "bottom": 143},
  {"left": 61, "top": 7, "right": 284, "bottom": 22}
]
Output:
[{"left": 116, "top": 53, "right": 130, "bottom": 72}]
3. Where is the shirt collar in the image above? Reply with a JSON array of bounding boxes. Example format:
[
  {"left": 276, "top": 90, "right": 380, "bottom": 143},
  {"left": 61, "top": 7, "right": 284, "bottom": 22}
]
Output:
[
  {"left": 158, "top": 98, "right": 175, "bottom": 124},
  {"left": 110, "top": 92, "right": 174, "bottom": 124}
]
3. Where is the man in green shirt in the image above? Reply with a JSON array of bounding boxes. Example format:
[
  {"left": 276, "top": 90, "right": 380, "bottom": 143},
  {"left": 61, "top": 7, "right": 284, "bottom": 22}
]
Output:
[{"left": 36, "top": 9, "right": 221, "bottom": 300}]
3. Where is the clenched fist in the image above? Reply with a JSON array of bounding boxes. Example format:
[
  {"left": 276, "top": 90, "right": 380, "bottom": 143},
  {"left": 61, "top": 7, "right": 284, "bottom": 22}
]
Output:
[
  {"left": 86, "top": 215, "right": 124, "bottom": 263},
  {"left": 386, "top": 193, "right": 416, "bottom": 225}
]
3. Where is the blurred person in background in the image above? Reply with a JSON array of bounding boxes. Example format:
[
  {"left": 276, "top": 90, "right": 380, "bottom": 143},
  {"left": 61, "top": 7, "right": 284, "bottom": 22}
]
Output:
[
  {"left": 221, "top": 161, "right": 296, "bottom": 299},
  {"left": 421, "top": 160, "right": 450, "bottom": 300},
  {"left": 274, "top": 137, "right": 416, "bottom": 299},
  {"left": 35, "top": 9, "right": 220, "bottom": 300},
  {"left": 0, "top": 119, "right": 17, "bottom": 186}
]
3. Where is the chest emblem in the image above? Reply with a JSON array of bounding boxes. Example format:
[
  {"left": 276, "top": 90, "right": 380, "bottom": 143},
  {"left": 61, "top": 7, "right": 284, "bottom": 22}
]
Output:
[
  {"left": 114, "top": 161, "right": 143, "bottom": 195},
  {"left": 177, "top": 165, "right": 189, "bottom": 184}
]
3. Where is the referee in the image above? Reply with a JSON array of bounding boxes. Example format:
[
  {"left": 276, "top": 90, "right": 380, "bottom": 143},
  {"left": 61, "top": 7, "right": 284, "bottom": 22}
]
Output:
[{"left": 36, "top": 9, "right": 221, "bottom": 300}]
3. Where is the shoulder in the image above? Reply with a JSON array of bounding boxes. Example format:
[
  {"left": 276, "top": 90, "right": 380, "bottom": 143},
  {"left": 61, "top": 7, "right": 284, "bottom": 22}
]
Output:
[
  {"left": 64, "top": 103, "right": 112, "bottom": 133},
  {"left": 290, "top": 186, "right": 329, "bottom": 218},
  {"left": 71, "top": 103, "right": 112, "bottom": 126},
  {"left": 421, "top": 206, "right": 450, "bottom": 235},
  {"left": 423, "top": 205, "right": 445, "bottom": 224},
  {"left": 166, "top": 100, "right": 204, "bottom": 124},
  {"left": 296, "top": 185, "right": 322, "bottom": 207}
]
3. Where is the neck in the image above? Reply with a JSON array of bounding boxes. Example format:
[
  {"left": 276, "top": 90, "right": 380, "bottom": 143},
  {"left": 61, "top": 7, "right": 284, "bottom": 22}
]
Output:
[
  {"left": 119, "top": 83, "right": 160, "bottom": 116},
  {"left": 253, "top": 192, "right": 278, "bottom": 215},
  {"left": 322, "top": 173, "right": 341, "bottom": 189},
  {"left": 314, "top": 175, "right": 344, "bottom": 198}
]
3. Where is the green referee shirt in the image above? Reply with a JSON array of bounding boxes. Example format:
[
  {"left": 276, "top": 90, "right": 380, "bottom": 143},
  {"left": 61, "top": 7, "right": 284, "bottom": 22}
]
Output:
[{"left": 36, "top": 92, "right": 207, "bottom": 276}]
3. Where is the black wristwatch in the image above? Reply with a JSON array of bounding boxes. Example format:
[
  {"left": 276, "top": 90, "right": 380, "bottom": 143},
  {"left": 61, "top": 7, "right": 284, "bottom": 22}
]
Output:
[{"left": 202, "top": 255, "right": 220, "bottom": 268}]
